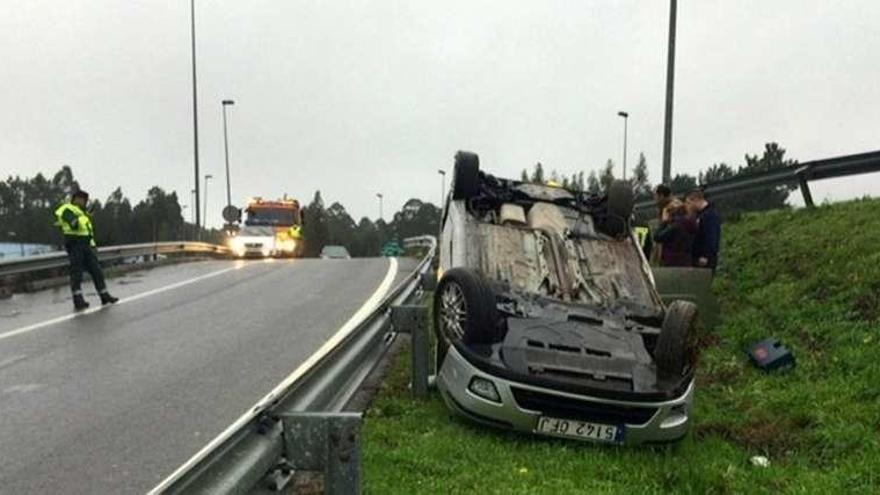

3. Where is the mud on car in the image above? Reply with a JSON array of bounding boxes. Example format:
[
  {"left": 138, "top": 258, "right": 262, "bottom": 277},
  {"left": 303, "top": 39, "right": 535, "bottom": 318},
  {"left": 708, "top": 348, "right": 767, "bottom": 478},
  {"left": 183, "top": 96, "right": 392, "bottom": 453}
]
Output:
[{"left": 434, "top": 151, "right": 701, "bottom": 445}]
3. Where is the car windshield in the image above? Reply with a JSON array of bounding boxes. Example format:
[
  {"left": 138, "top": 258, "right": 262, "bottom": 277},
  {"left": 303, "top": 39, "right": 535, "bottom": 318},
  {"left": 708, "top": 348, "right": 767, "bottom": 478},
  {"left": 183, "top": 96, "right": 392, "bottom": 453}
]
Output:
[
  {"left": 321, "top": 246, "right": 349, "bottom": 257},
  {"left": 239, "top": 226, "right": 275, "bottom": 237}
]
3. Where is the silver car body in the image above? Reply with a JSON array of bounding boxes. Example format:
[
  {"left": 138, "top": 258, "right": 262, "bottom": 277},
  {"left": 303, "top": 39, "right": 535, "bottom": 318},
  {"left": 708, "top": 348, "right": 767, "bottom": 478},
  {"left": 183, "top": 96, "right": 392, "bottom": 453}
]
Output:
[{"left": 437, "top": 183, "right": 695, "bottom": 445}]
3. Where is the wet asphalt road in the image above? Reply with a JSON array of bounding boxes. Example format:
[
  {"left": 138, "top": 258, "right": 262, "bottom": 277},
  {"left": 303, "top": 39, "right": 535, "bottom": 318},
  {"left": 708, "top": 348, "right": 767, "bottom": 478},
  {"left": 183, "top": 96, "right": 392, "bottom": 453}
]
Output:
[{"left": 0, "top": 257, "right": 407, "bottom": 494}]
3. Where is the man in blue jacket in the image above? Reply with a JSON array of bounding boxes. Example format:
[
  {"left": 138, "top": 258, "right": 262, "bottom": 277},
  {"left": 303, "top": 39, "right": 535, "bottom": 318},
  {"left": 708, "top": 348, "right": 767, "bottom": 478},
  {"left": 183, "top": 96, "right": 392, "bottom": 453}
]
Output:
[{"left": 685, "top": 189, "right": 722, "bottom": 272}]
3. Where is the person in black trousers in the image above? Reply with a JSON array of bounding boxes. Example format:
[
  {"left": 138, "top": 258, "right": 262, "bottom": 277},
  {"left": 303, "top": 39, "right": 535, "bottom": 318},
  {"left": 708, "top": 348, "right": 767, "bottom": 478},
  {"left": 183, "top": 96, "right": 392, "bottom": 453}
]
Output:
[
  {"left": 685, "top": 189, "right": 722, "bottom": 272},
  {"left": 53, "top": 190, "right": 118, "bottom": 311}
]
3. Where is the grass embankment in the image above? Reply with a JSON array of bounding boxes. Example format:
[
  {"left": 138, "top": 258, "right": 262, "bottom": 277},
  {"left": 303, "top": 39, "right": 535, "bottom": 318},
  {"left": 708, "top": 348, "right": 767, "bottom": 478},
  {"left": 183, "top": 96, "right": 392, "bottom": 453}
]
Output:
[{"left": 363, "top": 198, "right": 880, "bottom": 494}]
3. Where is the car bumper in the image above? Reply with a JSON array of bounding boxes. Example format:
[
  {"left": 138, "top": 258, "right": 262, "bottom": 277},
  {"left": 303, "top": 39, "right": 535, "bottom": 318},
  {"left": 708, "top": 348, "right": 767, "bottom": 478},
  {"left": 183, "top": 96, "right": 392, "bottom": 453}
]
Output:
[
  {"left": 232, "top": 247, "right": 274, "bottom": 258},
  {"left": 437, "top": 345, "right": 694, "bottom": 444}
]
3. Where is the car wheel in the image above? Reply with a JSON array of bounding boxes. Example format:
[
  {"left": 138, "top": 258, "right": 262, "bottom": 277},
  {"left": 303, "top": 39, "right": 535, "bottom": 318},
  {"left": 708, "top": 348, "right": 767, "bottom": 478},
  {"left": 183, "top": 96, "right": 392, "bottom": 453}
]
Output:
[
  {"left": 434, "top": 268, "right": 500, "bottom": 356},
  {"left": 452, "top": 151, "right": 480, "bottom": 200},
  {"left": 655, "top": 300, "right": 698, "bottom": 377},
  {"left": 600, "top": 180, "right": 635, "bottom": 237}
]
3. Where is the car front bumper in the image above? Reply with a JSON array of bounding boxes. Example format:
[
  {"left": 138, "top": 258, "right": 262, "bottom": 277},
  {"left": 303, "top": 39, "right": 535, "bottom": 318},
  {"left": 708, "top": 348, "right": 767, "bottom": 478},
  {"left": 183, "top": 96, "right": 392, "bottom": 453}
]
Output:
[{"left": 437, "top": 345, "right": 694, "bottom": 444}]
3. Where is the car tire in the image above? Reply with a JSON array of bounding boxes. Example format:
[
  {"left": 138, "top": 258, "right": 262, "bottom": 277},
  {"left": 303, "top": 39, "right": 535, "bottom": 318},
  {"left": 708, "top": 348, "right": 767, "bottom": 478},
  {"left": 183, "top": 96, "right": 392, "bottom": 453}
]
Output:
[
  {"left": 452, "top": 151, "right": 480, "bottom": 200},
  {"left": 600, "top": 180, "right": 635, "bottom": 237},
  {"left": 434, "top": 268, "right": 500, "bottom": 357},
  {"left": 655, "top": 300, "right": 698, "bottom": 377}
]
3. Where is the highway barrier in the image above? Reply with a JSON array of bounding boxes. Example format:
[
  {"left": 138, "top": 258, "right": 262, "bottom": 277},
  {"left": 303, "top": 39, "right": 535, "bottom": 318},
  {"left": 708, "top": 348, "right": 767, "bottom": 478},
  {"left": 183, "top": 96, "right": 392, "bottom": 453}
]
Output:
[
  {"left": 149, "top": 236, "right": 437, "bottom": 495},
  {"left": 634, "top": 149, "right": 880, "bottom": 217},
  {"left": 0, "top": 241, "right": 229, "bottom": 279}
]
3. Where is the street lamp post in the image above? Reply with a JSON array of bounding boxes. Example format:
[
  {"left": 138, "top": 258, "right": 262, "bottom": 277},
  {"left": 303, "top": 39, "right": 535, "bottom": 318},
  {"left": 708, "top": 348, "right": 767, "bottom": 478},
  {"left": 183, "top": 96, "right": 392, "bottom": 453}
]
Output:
[
  {"left": 181, "top": 205, "right": 189, "bottom": 240},
  {"left": 661, "top": 0, "right": 678, "bottom": 184},
  {"left": 617, "top": 111, "right": 629, "bottom": 180},
  {"left": 376, "top": 193, "right": 384, "bottom": 221},
  {"left": 437, "top": 169, "right": 446, "bottom": 205},
  {"left": 203, "top": 174, "right": 213, "bottom": 229},
  {"left": 221, "top": 99, "right": 235, "bottom": 208},
  {"left": 190, "top": 0, "right": 201, "bottom": 239},
  {"left": 190, "top": 188, "right": 196, "bottom": 240}
]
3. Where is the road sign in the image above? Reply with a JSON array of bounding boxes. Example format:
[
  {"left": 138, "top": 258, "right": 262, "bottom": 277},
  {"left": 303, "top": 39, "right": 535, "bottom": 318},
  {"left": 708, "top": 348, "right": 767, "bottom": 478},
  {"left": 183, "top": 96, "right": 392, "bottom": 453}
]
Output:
[{"left": 222, "top": 205, "right": 241, "bottom": 223}]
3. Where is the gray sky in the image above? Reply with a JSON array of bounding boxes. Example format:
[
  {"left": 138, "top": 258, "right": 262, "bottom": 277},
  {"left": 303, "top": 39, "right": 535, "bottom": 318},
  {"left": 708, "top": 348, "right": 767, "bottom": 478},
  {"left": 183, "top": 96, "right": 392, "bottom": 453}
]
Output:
[{"left": 2, "top": 0, "right": 879, "bottom": 226}]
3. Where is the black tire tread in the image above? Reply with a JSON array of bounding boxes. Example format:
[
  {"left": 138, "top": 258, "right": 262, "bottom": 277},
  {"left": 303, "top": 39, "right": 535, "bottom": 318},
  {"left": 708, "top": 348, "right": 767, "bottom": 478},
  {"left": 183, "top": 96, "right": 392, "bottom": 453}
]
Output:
[
  {"left": 452, "top": 151, "right": 480, "bottom": 200},
  {"left": 601, "top": 180, "right": 635, "bottom": 237},
  {"left": 656, "top": 300, "right": 698, "bottom": 376}
]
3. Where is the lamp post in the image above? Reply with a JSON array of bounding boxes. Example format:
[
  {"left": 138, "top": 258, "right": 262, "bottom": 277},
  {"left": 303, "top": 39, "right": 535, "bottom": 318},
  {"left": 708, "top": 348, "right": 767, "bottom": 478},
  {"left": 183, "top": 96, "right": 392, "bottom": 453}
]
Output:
[
  {"left": 221, "top": 99, "right": 235, "bottom": 208},
  {"left": 203, "top": 174, "right": 213, "bottom": 229},
  {"left": 190, "top": 188, "right": 196, "bottom": 240},
  {"left": 661, "top": 0, "right": 678, "bottom": 184},
  {"left": 376, "top": 193, "right": 384, "bottom": 221},
  {"left": 181, "top": 205, "right": 189, "bottom": 240},
  {"left": 190, "top": 0, "right": 201, "bottom": 238},
  {"left": 617, "top": 111, "right": 629, "bottom": 180},
  {"left": 438, "top": 169, "right": 446, "bottom": 204}
]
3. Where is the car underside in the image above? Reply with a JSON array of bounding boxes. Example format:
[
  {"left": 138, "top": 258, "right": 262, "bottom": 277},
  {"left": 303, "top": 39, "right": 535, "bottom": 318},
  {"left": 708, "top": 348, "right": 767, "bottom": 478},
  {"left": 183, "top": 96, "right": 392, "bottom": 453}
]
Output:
[{"left": 434, "top": 151, "right": 700, "bottom": 444}]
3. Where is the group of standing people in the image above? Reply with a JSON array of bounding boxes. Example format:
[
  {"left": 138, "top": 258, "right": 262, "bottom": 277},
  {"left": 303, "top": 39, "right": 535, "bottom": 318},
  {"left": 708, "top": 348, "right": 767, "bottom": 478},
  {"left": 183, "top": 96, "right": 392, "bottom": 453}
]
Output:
[{"left": 649, "top": 184, "right": 722, "bottom": 272}]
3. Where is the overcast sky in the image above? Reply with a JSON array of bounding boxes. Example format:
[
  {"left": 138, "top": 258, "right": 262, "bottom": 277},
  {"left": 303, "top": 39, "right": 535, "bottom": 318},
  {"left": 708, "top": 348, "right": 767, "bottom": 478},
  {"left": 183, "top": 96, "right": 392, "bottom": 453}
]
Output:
[{"left": 2, "top": 1, "right": 878, "bottom": 225}]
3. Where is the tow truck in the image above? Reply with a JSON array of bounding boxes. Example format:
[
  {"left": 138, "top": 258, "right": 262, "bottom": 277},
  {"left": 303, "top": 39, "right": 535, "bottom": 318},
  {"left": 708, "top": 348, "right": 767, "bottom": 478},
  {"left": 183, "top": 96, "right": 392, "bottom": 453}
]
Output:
[{"left": 228, "top": 197, "right": 304, "bottom": 258}]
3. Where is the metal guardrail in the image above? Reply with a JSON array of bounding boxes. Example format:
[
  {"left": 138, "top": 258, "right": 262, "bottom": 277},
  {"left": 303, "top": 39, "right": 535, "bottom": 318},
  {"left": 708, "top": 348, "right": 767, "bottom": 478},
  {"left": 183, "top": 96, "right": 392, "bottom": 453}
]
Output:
[
  {"left": 0, "top": 241, "right": 229, "bottom": 278},
  {"left": 150, "top": 236, "right": 437, "bottom": 494},
  {"left": 634, "top": 149, "right": 880, "bottom": 215}
]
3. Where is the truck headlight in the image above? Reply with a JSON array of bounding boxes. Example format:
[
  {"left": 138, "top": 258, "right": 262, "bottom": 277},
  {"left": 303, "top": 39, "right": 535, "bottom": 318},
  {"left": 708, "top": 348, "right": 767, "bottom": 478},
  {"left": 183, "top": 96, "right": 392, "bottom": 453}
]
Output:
[
  {"left": 229, "top": 238, "right": 246, "bottom": 256},
  {"left": 279, "top": 239, "right": 296, "bottom": 252}
]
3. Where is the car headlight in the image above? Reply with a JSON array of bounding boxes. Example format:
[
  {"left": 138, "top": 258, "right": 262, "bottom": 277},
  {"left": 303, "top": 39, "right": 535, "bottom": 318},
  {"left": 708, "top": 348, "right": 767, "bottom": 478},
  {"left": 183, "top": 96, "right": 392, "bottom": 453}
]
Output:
[{"left": 468, "top": 376, "right": 501, "bottom": 403}]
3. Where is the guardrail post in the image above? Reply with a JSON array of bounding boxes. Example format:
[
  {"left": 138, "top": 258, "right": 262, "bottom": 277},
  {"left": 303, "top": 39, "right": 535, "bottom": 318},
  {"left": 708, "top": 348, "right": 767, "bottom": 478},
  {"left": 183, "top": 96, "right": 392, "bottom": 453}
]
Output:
[
  {"left": 391, "top": 305, "right": 430, "bottom": 398},
  {"left": 281, "top": 412, "right": 362, "bottom": 495},
  {"left": 796, "top": 169, "right": 815, "bottom": 208}
]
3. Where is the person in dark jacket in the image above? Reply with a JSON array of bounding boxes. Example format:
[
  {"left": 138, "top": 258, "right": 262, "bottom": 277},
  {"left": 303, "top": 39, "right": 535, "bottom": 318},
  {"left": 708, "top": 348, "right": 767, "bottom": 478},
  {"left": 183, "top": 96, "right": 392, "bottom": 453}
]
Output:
[
  {"left": 647, "top": 184, "right": 674, "bottom": 264},
  {"left": 685, "top": 189, "right": 722, "bottom": 271},
  {"left": 653, "top": 198, "right": 696, "bottom": 266},
  {"left": 54, "top": 190, "right": 118, "bottom": 311}
]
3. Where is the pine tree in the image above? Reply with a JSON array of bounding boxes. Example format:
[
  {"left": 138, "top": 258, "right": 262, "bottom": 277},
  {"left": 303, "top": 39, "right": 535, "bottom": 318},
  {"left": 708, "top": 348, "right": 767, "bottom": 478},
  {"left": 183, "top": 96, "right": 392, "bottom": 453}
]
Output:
[
  {"left": 530, "top": 163, "right": 545, "bottom": 184},
  {"left": 587, "top": 171, "right": 600, "bottom": 194},
  {"left": 599, "top": 159, "right": 616, "bottom": 193},
  {"left": 631, "top": 152, "right": 650, "bottom": 199}
]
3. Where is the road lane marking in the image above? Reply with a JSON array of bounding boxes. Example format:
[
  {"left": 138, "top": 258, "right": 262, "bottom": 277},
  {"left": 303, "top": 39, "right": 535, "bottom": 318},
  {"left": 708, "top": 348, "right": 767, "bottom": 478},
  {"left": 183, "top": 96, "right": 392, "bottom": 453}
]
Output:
[
  {"left": 0, "top": 264, "right": 244, "bottom": 343},
  {"left": 148, "top": 257, "right": 398, "bottom": 495}
]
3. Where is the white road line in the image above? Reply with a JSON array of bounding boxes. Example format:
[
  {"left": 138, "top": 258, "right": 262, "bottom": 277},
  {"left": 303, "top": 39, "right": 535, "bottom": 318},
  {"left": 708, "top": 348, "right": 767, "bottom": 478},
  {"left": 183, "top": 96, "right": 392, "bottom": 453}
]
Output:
[
  {"left": 0, "top": 264, "right": 244, "bottom": 343},
  {"left": 147, "top": 257, "right": 399, "bottom": 495}
]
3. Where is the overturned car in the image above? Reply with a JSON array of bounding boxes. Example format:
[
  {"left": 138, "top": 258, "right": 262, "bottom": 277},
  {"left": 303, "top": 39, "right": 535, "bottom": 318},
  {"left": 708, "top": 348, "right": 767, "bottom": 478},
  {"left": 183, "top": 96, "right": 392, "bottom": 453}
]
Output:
[{"left": 434, "top": 151, "right": 700, "bottom": 445}]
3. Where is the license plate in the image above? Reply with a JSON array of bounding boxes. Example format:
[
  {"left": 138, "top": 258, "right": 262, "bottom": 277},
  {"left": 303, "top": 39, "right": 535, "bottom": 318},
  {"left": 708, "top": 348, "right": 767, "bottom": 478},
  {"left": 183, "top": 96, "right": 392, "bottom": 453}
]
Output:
[{"left": 535, "top": 416, "right": 624, "bottom": 443}]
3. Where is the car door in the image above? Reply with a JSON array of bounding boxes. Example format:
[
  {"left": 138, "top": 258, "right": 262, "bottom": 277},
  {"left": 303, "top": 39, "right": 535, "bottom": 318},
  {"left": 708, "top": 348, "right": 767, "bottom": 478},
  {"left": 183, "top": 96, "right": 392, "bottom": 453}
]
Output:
[{"left": 651, "top": 267, "right": 721, "bottom": 330}]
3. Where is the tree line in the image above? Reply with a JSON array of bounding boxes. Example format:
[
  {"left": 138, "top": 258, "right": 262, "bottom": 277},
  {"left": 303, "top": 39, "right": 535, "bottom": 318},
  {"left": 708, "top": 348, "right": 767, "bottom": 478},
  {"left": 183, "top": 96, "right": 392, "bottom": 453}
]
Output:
[
  {"left": 1, "top": 143, "right": 794, "bottom": 251},
  {"left": 300, "top": 192, "right": 440, "bottom": 257},
  {"left": 0, "top": 166, "right": 202, "bottom": 246},
  {"left": 520, "top": 142, "right": 798, "bottom": 219}
]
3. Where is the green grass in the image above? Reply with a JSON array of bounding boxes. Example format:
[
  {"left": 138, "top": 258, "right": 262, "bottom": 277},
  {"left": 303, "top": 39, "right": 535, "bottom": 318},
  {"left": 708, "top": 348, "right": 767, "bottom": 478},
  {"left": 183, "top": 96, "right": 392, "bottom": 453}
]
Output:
[{"left": 363, "top": 198, "right": 880, "bottom": 494}]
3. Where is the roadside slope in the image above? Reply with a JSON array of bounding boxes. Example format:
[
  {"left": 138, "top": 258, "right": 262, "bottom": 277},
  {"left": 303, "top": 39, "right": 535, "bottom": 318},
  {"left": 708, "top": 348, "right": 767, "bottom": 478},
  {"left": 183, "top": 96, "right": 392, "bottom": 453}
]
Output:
[{"left": 363, "top": 198, "right": 880, "bottom": 494}]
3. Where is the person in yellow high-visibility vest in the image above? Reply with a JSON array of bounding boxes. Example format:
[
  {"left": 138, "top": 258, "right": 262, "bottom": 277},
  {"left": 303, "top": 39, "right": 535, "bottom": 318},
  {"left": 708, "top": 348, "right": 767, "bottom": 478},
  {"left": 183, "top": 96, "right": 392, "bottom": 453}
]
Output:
[
  {"left": 288, "top": 224, "right": 302, "bottom": 240},
  {"left": 54, "top": 190, "right": 118, "bottom": 311}
]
